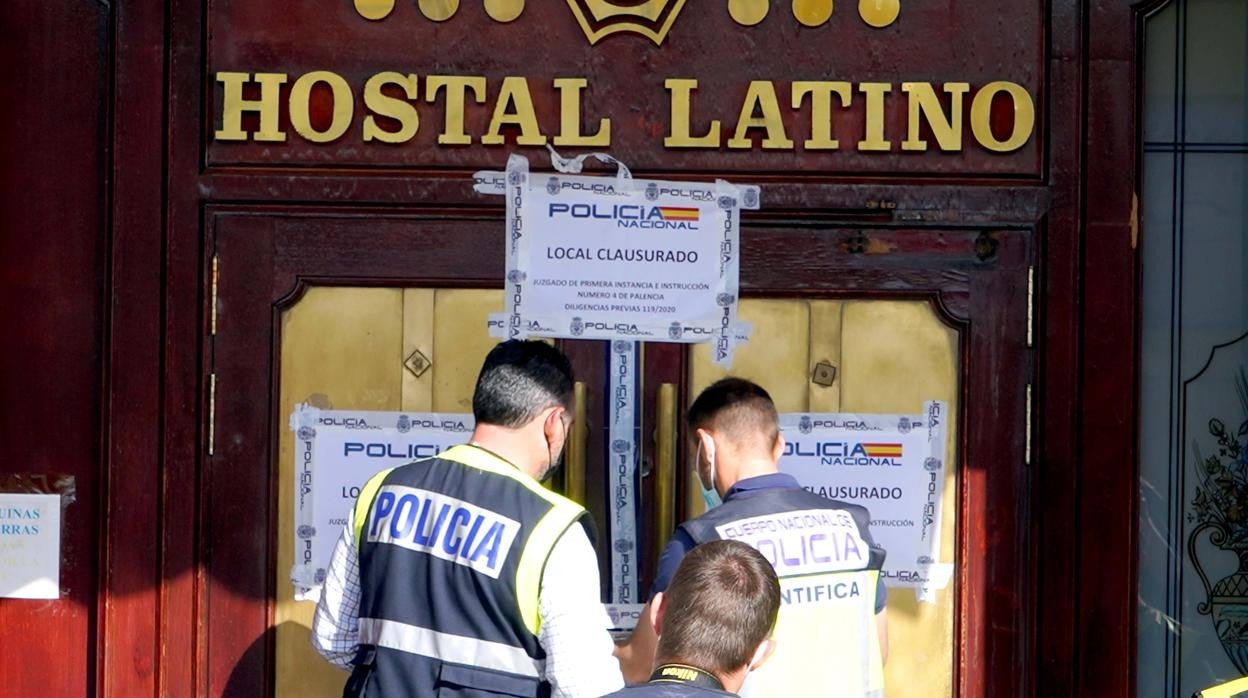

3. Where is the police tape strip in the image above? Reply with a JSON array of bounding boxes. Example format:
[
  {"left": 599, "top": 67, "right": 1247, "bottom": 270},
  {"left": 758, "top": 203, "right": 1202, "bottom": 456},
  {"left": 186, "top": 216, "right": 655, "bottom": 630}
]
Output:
[
  {"left": 608, "top": 341, "right": 640, "bottom": 603},
  {"left": 713, "top": 178, "right": 743, "bottom": 367},
  {"left": 486, "top": 314, "right": 754, "bottom": 344},
  {"left": 915, "top": 399, "right": 949, "bottom": 603},
  {"left": 290, "top": 403, "right": 322, "bottom": 597},
  {"left": 503, "top": 154, "right": 529, "bottom": 342},
  {"left": 473, "top": 169, "right": 762, "bottom": 211}
]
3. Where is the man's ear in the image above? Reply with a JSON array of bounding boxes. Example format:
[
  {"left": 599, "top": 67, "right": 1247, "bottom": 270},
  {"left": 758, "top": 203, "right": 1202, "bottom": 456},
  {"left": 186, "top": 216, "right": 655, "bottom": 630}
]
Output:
[
  {"left": 695, "top": 428, "right": 716, "bottom": 464},
  {"left": 772, "top": 432, "right": 786, "bottom": 463},
  {"left": 650, "top": 592, "right": 666, "bottom": 638},
  {"left": 747, "top": 638, "right": 776, "bottom": 673},
  {"left": 542, "top": 406, "right": 564, "bottom": 440}
]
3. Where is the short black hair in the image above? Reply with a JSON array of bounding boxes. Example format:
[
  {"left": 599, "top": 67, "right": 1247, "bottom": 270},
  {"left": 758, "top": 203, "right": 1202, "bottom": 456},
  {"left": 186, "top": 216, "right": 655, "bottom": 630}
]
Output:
[
  {"left": 686, "top": 377, "right": 780, "bottom": 450},
  {"left": 472, "top": 340, "right": 575, "bottom": 428},
  {"left": 657, "top": 540, "right": 781, "bottom": 674}
]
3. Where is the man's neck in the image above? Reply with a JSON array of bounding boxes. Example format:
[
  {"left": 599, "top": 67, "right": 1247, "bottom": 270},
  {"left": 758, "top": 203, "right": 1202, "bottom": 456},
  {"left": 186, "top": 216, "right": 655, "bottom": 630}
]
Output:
[
  {"left": 724, "top": 457, "right": 779, "bottom": 490},
  {"left": 651, "top": 658, "right": 747, "bottom": 693},
  {"left": 468, "top": 424, "right": 538, "bottom": 479}
]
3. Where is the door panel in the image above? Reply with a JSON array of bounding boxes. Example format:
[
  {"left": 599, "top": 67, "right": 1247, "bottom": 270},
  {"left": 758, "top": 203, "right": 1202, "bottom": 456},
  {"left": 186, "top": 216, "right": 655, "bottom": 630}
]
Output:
[
  {"left": 274, "top": 286, "right": 504, "bottom": 697},
  {"left": 429, "top": 290, "right": 505, "bottom": 411},
  {"left": 686, "top": 298, "right": 959, "bottom": 698},
  {"left": 275, "top": 287, "right": 406, "bottom": 696},
  {"left": 808, "top": 300, "right": 846, "bottom": 413},
  {"left": 400, "top": 289, "right": 435, "bottom": 410},
  {"left": 837, "top": 300, "right": 959, "bottom": 698},
  {"left": 690, "top": 299, "right": 815, "bottom": 413}
]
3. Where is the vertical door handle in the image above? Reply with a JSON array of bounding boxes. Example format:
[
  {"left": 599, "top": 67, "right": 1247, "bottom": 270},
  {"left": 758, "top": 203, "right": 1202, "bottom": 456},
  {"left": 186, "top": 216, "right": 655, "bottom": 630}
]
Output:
[
  {"left": 655, "top": 383, "right": 677, "bottom": 564},
  {"left": 564, "top": 381, "right": 588, "bottom": 504}
]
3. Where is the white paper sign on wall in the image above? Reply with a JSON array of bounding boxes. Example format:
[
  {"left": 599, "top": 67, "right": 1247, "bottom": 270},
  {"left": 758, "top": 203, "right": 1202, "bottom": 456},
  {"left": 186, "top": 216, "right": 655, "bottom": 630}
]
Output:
[
  {"left": 0, "top": 493, "right": 61, "bottom": 599},
  {"left": 288, "top": 405, "right": 475, "bottom": 600}
]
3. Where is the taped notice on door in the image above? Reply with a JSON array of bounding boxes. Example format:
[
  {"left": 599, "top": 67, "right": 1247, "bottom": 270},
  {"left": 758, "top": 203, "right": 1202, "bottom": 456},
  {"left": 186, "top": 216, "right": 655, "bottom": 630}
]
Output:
[
  {"left": 474, "top": 154, "right": 758, "bottom": 366},
  {"left": 289, "top": 405, "right": 474, "bottom": 600},
  {"left": 778, "top": 401, "right": 952, "bottom": 603}
]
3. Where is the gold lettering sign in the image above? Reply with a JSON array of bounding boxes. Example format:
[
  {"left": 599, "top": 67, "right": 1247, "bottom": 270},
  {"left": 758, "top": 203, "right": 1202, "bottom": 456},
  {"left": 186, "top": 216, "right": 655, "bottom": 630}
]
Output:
[
  {"left": 215, "top": 72, "right": 287, "bottom": 142},
  {"left": 215, "top": 72, "right": 1038, "bottom": 154},
  {"left": 363, "top": 72, "right": 420, "bottom": 143}
]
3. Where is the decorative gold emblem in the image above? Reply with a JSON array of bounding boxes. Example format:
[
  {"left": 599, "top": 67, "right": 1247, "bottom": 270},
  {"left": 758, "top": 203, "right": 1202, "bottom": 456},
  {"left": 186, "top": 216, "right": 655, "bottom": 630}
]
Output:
[{"left": 564, "top": 0, "right": 689, "bottom": 45}]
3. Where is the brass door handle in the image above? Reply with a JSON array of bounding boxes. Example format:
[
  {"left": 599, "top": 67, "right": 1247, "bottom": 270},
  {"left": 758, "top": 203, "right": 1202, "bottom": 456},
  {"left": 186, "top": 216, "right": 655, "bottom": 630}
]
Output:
[
  {"left": 655, "top": 383, "right": 677, "bottom": 564},
  {"left": 564, "top": 381, "right": 588, "bottom": 505}
]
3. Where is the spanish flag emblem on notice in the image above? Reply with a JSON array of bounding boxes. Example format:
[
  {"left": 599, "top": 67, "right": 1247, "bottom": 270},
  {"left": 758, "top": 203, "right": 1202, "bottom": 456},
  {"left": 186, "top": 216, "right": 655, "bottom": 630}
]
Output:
[
  {"left": 657, "top": 206, "right": 699, "bottom": 221},
  {"left": 862, "top": 443, "right": 903, "bottom": 458}
]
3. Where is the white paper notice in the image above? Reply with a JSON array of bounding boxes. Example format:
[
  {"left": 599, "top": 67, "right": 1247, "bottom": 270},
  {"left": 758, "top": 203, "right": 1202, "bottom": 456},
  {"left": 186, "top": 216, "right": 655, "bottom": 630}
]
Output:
[
  {"left": 476, "top": 156, "right": 757, "bottom": 366},
  {"left": 778, "top": 402, "right": 951, "bottom": 601},
  {"left": 0, "top": 493, "right": 61, "bottom": 599},
  {"left": 289, "top": 405, "right": 475, "bottom": 600}
]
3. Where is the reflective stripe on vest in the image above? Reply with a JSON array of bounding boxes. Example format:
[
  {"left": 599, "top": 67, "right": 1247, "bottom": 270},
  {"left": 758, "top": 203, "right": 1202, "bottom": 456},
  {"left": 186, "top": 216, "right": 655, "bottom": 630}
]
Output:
[
  {"left": 357, "top": 617, "right": 544, "bottom": 678},
  {"left": 353, "top": 467, "right": 396, "bottom": 549}
]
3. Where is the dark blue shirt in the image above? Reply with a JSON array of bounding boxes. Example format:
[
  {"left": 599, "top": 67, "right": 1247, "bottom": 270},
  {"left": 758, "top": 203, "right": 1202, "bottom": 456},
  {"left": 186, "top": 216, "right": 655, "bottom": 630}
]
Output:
[{"left": 648, "top": 473, "right": 887, "bottom": 612}]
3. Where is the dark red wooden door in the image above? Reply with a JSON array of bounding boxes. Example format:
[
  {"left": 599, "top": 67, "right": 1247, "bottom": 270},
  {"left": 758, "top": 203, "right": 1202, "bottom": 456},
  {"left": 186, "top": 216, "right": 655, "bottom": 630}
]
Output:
[{"left": 209, "top": 210, "right": 1031, "bottom": 697}]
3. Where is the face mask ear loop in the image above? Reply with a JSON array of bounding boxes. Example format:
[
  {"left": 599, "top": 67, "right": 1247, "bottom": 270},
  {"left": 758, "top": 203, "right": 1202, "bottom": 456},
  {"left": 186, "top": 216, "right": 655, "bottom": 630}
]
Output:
[
  {"left": 706, "top": 440, "right": 717, "bottom": 495},
  {"left": 541, "top": 411, "right": 564, "bottom": 483},
  {"left": 697, "top": 436, "right": 722, "bottom": 510},
  {"left": 695, "top": 440, "right": 706, "bottom": 490}
]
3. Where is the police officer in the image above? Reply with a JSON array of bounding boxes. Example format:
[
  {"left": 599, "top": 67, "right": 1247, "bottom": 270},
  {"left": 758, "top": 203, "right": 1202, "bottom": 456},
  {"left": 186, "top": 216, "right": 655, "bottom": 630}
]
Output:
[
  {"left": 313, "top": 340, "right": 624, "bottom": 698},
  {"left": 601, "top": 540, "right": 779, "bottom": 698},
  {"left": 617, "top": 378, "right": 888, "bottom": 698}
]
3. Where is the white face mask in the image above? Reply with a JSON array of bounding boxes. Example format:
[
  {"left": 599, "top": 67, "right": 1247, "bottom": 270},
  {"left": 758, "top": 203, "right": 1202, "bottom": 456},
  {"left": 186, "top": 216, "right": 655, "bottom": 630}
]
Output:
[{"left": 696, "top": 439, "right": 721, "bottom": 510}]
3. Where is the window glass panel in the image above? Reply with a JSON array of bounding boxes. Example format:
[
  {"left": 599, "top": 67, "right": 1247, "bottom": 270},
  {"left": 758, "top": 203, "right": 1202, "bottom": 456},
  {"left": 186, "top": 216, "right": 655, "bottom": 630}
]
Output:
[
  {"left": 1184, "top": 0, "right": 1248, "bottom": 143},
  {"left": 1144, "top": 4, "right": 1179, "bottom": 144},
  {"left": 1139, "top": 2, "right": 1248, "bottom": 696},
  {"left": 1138, "top": 148, "right": 1177, "bottom": 697}
]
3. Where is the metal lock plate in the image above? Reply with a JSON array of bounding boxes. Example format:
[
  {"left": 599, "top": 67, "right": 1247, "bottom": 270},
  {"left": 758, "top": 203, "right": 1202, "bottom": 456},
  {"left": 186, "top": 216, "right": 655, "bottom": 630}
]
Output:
[
  {"left": 404, "top": 348, "right": 433, "bottom": 378},
  {"left": 811, "top": 361, "right": 838, "bottom": 387}
]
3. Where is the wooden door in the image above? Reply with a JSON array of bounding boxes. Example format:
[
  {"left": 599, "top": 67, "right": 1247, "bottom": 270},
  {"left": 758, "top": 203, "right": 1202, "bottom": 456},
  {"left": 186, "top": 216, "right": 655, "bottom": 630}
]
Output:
[
  {"left": 209, "top": 210, "right": 1030, "bottom": 697},
  {"left": 207, "top": 210, "right": 512, "bottom": 695}
]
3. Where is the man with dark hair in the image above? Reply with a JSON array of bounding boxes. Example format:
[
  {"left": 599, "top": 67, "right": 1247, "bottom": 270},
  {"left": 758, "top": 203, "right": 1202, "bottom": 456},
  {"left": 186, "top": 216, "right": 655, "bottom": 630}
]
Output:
[
  {"left": 602, "top": 540, "right": 780, "bottom": 697},
  {"left": 618, "top": 377, "right": 888, "bottom": 698},
  {"left": 314, "top": 340, "right": 624, "bottom": 697}
]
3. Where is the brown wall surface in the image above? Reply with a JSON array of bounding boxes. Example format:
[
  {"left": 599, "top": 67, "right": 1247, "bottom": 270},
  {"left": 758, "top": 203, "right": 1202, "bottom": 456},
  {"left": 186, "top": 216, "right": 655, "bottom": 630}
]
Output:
[{"left": 0, "top": 1, "right": 110, "bottom": 695}]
